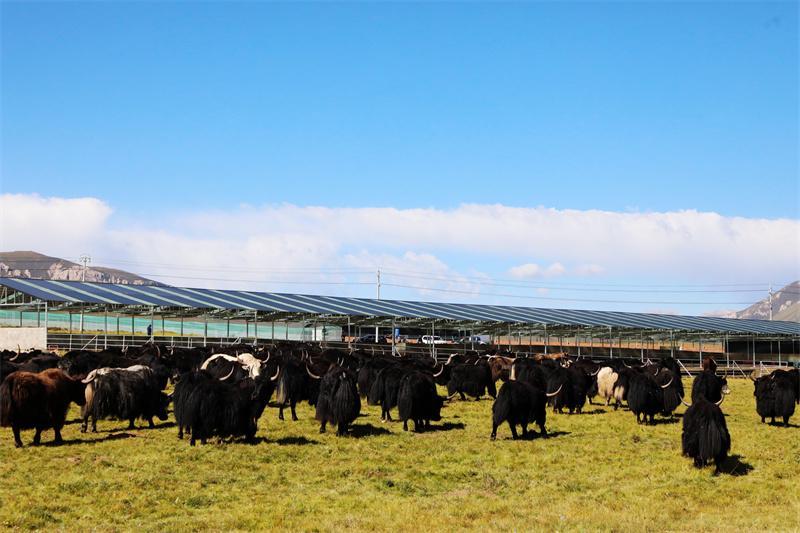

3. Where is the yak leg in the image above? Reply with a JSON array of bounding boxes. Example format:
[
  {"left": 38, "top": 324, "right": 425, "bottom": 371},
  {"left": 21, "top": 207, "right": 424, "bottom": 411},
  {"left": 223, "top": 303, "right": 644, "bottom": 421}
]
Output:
[
  {"left": 784, "top": 416, "right": 790, "bottom": 427},
  {"left": 178, "top": 425, "right": 184, "bottom": 439},
  {"left": 520, "top": 423, "right": 528, "bottom": 438},
  {"left": 91, "top": 416, "right": 97, "bottom": 433},
  {"left": 32, "top": 427, "right": 42, "bottom": 445},
  {"left": 538, "top": 422, "right": 547, "bottom": 437},
  {"left": 12, "top": 426, "right": 23, "bottom": 448},
  {"left": 459, "top": 392, "right": 466, "bottom": 401},
  {"left": 128, "top": 419, "right": 136, "bottom": 430},
  {"left": 290, "top": 400, "right": 298, "bottom": 421},
  {"left": 403, "top": 420, "right": 408, "bottom": 431},
  {"left": 509, "top": 423, "right": 519, "bottom": 440},
  {"left": 386, "top": 409, "right": 393, "bottom": 422},
  {"left": 490, "top": 422, "right": 499, "bottom": 440},
  {"left": 278, "top": 406, "right": 285, "bottom": 421},
  {"left": 53, "top": 426, "right": 64, "bottom": 444},
  {"left": 319, "top": 421, "right": 327, "bottom": 434},
  {"left": 148, "top": 417, "right": 155, "bottom": 429},
  {"left": 337, "top": 422, "right": 347, "bottom": 436}
]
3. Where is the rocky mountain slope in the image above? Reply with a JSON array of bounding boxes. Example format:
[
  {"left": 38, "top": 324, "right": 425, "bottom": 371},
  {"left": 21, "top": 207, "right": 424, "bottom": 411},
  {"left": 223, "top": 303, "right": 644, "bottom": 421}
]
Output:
[
  {"left": 731, "top": 280, "right": 799, "bottom": 322},
  {"left": 0, "top": 251, "right": 156, "bottom": 285}
]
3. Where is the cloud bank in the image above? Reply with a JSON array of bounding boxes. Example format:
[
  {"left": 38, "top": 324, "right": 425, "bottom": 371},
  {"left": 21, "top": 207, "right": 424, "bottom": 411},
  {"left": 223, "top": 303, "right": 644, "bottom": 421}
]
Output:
[{"left": 2, "top": 194, "right": 798, "bottom": 310}]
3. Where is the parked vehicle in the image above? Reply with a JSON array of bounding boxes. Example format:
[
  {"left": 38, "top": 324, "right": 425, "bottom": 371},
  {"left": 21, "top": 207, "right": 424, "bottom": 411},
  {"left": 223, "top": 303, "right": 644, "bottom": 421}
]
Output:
[
  {"left": 457, "top": 335, "right": 491, "bottom": 345},
  {"left": 420, "top": 335, "right": 449, "bottom": 345}
]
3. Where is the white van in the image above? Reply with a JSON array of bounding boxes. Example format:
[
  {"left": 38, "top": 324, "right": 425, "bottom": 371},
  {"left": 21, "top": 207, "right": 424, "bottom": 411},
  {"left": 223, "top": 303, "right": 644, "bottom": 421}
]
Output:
[{"left": 420, "top": 335, "right": 448, "bottom": 345}]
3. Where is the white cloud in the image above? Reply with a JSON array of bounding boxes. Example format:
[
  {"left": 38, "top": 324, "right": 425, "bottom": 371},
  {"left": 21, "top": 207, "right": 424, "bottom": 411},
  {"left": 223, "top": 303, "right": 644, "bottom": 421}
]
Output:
[
  {"left": 2, "top": 194, "right": 799, "bottom": 307},
  {"left": 0, "top": 194, "right": 111, "bottom": 258},
  {"left": 508, "top": 262, "right": 566, "bottom": 279}
]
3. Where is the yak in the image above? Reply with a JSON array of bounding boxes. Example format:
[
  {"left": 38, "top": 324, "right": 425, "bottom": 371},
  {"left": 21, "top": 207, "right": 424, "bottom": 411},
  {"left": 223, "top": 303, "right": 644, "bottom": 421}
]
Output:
[
  {"left": 446, "top": 362, "right": 497, "bottom": 401},
  {"left": 680, "top": 371, "right": 732, "bottom": 473},
  {"left": 752, "top": 371, "right": 797, "bottom": 426},
  {"left": 274, "top": 357, "right": 318, "bottom": 421},
  {"left": 367, "top": 365, "right": 408, "bottom": 422},
  {"left": 80, "top": 366, "right": 170, "bottom": 432},
  {"left": 397, "top": 371, "right": 443, "bottom": 432},
  {"left": 491, "top": 380, "right": 547, "bottom": 440},
  {"left": 1, "top": 368, "right": 86, "bottom": 447},
  {"left": 315, "top": 367, "right": 360, "bottom": 436},
  {"left": 172, "top": 370, "right": 278, "bottom": 445},
  {"left": 627, "top": 371, "right": 673, "bottom": 425}
]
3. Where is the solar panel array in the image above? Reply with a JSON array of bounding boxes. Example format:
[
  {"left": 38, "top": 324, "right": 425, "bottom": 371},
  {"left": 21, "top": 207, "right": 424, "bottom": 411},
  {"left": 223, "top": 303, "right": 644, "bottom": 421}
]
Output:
[{"left": 1, "top": 277, "right": 797, "bottom": 335}]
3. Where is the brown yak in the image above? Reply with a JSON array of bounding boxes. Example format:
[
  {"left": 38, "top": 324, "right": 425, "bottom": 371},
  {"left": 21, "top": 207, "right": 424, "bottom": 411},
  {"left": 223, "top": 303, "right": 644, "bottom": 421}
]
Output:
[{"left": 1, "top": 368, "right": 86, "bottom": 447}]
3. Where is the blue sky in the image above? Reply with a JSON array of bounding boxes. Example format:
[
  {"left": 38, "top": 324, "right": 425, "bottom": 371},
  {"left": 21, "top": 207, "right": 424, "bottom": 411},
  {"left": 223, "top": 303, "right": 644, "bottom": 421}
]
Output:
[{"left": 1, "top": 2, "right": 798, "bottom": 314}]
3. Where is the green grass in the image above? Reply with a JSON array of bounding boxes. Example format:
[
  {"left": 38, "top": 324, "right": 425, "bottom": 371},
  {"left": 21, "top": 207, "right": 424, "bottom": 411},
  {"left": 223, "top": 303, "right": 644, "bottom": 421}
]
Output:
[{"left": 1, "top": 379, "right": 798, "bottom": 531}]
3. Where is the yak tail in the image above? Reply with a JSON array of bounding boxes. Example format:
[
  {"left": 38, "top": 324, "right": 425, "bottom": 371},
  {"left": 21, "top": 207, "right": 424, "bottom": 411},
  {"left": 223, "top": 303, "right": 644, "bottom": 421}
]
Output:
[
  {"left": 0, "top": 375, "right": 14, "bottom": 427},
  {"left": 367, "top": 372, "right": 385, "bottom": 407},
  {"left": 491, "top": 385, "right": 511, "bottom": 427},
  {"left": 275, "top": 372, "right": 288, "bottom": 405}
]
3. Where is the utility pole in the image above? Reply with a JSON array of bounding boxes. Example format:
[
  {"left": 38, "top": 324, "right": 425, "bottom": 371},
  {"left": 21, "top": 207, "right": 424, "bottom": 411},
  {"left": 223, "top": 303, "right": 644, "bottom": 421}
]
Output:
[
  {"left": 768, "top": 283, "right": 773, "bottom": 321},
  {"left": 79, "top": 254, "right": 91, "bottom": 282},
  {"left": 375, "top": 268, "right": 381, "bottom": 341}
]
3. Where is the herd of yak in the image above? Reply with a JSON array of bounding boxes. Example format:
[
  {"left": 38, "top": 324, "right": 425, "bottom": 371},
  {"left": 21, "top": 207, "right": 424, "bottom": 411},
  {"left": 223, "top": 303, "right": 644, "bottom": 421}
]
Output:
[{"left": 1, "top": 342, "right": 798, "bottom": 473}]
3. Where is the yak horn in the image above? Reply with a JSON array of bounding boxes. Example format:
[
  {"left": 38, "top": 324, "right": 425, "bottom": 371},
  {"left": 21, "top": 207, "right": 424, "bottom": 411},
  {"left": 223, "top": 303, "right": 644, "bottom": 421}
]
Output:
[
  {"left": 623, "top": 362, "right": 632, "bottom": 368},
  {"left": 447, "top": 391, "right": 460, "bottom": 400},
  {"left": 219, "top": 367, "right": 236, "bottom": 381},
  {"left": 715, "top": 395, "right": 726, "bottom": 406},
  {"left": 679, "top": 394, "right": 691, "bottom": 408},
  {"left": 264, "top": 352, "right": 271, "bottom": 364},
  {"left": 10, "top": 345, "right": 20, "bottom": 361},
  {"left": 81, "top": 370, "right": 98, "bottom": 384},
  {"left": 337, "top": 356, "right": 344, "bottom": 367},
  {"left": 432, "top": 363, "right": 444, "bottom": 378},
  {"left": 654, "top": 367, "right": 660, "bottom": 376},
  {"left": 660, "top": 377, "right": 673, "bottom": 389},
  {"left": 445, "top": 354, "right": 456, "bottom": 366},
  {"left": 545, "top": 384, "right": 564, "bottom": 398},
  {"left": 590, "top": 367, "right": 601, "bottom": 376},
  {"left": 305, "top": 363, "right": 322, "bottom": 380},
  {"left": 270, "top": 366, "right": 280, "bottom": 382},
  {"left": 749, "top": 374, "right": 756, "bottom": 382}
]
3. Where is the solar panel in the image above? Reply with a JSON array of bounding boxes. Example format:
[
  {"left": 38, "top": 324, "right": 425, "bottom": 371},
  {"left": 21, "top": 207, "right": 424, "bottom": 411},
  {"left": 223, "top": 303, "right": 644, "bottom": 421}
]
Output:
[{"left": 0, "top": 278, "right": 797, "bottom": 336}]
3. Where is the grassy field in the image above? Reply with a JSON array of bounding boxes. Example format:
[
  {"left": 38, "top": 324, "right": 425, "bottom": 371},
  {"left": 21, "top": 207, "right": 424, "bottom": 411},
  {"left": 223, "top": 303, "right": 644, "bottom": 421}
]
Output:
[{"left": 1, "top": 378, "right": 798, "bottom": 531}]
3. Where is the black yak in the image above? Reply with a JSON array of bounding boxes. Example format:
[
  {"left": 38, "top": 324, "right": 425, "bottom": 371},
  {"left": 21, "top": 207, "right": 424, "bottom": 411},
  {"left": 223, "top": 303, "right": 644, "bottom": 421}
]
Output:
[
  {"left": 367, "top": 365, "right": 408, "bottom": 422},
  {"left": 80, "top": 366, "right": 170, "bottom": 432},
  {"left": 172, "top": 370, "right": 278, "bottom": 445},
  {"left": 1, "top": 368, "right": 86, "bottom": 447},
  {"left": 491, "top": 380, "right": 547, "bottom": 440},
  {"left": 627, "top": 371, "right": 674, "bottom": 424},
  {"left": 680, "top": 371, "right": 731, "bottom": 473},
  {"left": 397, "top": 371, "right": 443, "bottom": 432},
  {"left": 681, "top": 399, "right": 731, "bottom": 473},
  {"left": 315, "top": 367, "right": 360, "bottom": 436},
  {"left": 446, "top": 362, "right": 497, "bottom": 401},
  {"left": 274, "top": 358, "right": 318, "bottom": 421},
  {"left": 752, "top": 371, "right": 797, "bottom": 426}
]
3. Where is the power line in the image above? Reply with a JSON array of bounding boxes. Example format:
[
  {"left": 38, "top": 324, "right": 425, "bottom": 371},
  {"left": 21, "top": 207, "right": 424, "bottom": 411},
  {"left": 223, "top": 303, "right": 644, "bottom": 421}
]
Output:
[
  {"left": 381, "top": 283, "right": 762, "bottom": 305},
  {"left": 380, "top": 271, "right": 788, "bottom": 294}
]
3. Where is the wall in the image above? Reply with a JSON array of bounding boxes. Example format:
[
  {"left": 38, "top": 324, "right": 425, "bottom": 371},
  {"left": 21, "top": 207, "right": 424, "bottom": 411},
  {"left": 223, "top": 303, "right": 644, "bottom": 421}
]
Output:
[{"left": 0, "top": 327, "right": 48, "bottom": 351}]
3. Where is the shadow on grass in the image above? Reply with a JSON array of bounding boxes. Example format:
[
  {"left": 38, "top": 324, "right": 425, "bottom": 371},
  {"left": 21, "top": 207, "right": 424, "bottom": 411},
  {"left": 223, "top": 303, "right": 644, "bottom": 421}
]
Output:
[
  {"left": 496, "top": 430, "right": 570, "bottom": 441},
  {"left": 348, "top": 423, "right": 392, "bottom": 438},
  {"left": 38, "top": 432, "right": 137, "bottom": 447},
  {"left": 412, "top": 421, "right": 466, "bottom": 433},
  {"left": 651, "top": 417, "right": 680, "bottom": 426},
  {"left": 274, "top": 435, "right": 319, "bottom": 446},
  {"left": 719, "top": 454, "right": 754, "bottom": 477},
  {"left": 580, "top": 408, "right": 607, "bottom": 415},
  {"left": 763, "top": 421, "right": 799, "bottom": 428},
  {"left": 90, "top": 421, "right": 175, "bottom": 433}
]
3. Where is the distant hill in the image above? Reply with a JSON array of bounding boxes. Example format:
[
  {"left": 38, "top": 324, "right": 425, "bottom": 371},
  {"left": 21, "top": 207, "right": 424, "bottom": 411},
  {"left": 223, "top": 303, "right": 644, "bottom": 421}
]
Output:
[
  {"left": 0, "top": 251, "right": 156, "bottom": 285},
  {"left": 720, "top": 280, "right": 799, "bottom": 322}
]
